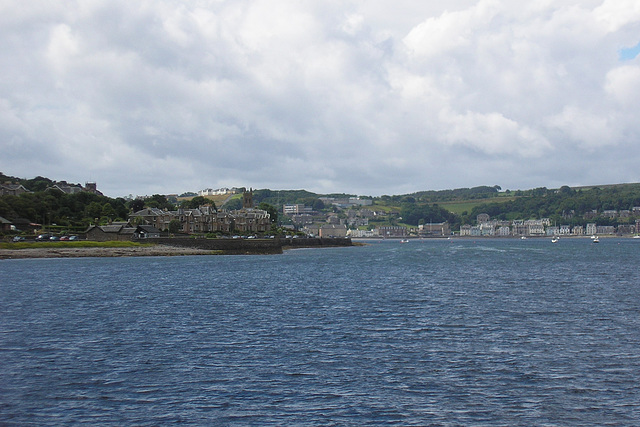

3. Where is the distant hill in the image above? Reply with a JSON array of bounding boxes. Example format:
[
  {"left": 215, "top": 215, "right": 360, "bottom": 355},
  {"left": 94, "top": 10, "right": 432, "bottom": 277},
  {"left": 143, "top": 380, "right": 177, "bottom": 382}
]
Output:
[{"left": 2, "top": 172, "right": 640, "bottom": 231}]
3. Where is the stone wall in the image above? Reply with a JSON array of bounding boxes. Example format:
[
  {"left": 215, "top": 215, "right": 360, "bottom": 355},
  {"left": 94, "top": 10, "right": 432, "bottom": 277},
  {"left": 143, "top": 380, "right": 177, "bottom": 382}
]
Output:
[
  {"left": 148, "top": 237, "right": 353, "bottom": 254},
  {"left": 152, "top": 237, "right": 283, "bottom": 254}
]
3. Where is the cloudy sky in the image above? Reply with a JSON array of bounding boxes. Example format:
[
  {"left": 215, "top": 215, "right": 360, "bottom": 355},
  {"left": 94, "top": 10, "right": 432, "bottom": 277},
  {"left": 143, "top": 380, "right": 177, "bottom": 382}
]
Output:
[{"left": 2, "top": 0, "right": 640, "bottom": 197}]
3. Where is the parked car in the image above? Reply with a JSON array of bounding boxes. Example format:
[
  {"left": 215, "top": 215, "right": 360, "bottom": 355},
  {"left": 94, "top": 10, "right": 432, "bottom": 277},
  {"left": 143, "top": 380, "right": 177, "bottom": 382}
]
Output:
[
  {"left": 12, "top": 236, "right": 25, "bottom": 242},
  {"left": 36, "top": 234, "right": 52, "bottom": 241},
  {"left": 68, "top": 235, "right": 79, "bottom": 241},
  {"left": 49, "top": 236, "right": 59, "bottom": 241},
  {"left": 60, "top": 236, "right": 70, "bottom": 241}
]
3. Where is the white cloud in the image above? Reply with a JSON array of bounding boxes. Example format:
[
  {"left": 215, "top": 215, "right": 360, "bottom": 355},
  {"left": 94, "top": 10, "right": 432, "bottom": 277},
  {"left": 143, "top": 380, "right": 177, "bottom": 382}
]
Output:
[
  {"left": 594, "top": 0, "right": 640, "bottom": 32},
  {"left": 605, "top": 65, "right": 640, "bottom": 107},
  {"left": 547, "top": 106, "right": 620, "bottom": 150},
  {"left": 439, "top": 109, "right": 551, "bottom": 157}
]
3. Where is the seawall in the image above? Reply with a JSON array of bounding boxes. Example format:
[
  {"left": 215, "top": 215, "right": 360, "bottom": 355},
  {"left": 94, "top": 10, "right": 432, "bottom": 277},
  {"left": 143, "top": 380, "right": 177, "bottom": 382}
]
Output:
[{"left": 150, "top": 237, "right": 352, "bottom": 255}]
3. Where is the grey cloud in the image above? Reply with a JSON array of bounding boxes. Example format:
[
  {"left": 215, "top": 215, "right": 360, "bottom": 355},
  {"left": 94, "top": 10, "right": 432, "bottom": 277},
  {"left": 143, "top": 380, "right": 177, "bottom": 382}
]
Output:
[{"left": 1, "top": 0, "right": 640, "bottom": 197}]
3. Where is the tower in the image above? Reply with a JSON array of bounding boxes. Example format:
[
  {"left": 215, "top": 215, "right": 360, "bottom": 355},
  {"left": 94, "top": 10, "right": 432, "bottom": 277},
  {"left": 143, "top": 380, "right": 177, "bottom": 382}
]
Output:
[{"left": 242, "top": 188, "right": 253, "bottom": 209}]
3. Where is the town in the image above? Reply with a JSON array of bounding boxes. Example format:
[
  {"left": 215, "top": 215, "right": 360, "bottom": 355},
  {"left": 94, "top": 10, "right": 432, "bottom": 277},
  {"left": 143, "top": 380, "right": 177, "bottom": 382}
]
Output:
[{"left": 2, "top": 176, "right": 640, "bottom": 240}]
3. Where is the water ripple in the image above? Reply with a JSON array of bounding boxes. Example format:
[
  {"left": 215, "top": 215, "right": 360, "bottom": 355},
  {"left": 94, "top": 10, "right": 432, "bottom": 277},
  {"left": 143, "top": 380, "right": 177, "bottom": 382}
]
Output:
[{"left": 1, "top": 239, "right": 640, "bottom": 424}]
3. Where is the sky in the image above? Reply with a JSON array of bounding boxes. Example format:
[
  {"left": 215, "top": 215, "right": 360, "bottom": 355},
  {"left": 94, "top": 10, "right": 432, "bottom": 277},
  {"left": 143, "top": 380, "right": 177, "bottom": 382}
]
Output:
[{"left": 2, "top": 0, "right": 640, "bottom": 198}]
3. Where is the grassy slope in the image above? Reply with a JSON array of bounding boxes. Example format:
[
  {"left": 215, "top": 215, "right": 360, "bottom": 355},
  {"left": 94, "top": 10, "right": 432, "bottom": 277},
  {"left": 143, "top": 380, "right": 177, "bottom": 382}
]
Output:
[
  {"left": 439, "top": 196, "right": 517, "bottom": 214},
  {"left": 371, "top": 194, "right": 517, "bottom": 216}
]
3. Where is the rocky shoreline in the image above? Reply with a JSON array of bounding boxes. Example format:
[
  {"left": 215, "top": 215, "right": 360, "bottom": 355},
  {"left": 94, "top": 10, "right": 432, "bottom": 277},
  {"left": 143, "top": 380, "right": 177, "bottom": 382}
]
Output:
[
  {"left": 0, "top": 245, "right": 218, "bottom": 260},
  {"left": 0, "top": 237, "right": 355, "bottom": 259}
]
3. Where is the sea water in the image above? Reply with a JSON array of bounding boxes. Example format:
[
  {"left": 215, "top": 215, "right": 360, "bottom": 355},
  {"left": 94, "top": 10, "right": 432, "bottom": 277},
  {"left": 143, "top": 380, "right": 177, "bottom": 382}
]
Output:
[{"left": 1, "top": 238, "right": 639, "bottom": 425}]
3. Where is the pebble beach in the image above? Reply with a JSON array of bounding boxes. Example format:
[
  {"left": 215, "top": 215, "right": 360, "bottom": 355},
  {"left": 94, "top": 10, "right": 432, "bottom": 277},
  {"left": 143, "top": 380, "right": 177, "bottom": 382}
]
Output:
[{"left": 0, "top": 245, "right": 217, "bottom": 260}]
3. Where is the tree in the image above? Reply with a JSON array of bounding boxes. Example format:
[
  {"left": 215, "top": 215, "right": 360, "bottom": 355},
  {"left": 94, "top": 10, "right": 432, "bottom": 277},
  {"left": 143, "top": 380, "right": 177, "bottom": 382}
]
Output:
[
  {"left": 168, "top": 219, "right": 182, "bottom": 234},
  {"left": 86, "top": 201, "right": 103, "bottom": 221},
  {"left": 312, "top": 198, "right": 325, "bottom": 210},
  {"left": 146, "top": 194, "right": 173, "bottom": 210},
  {"left": 101, "top": 203, "right": 116, "bottom": 220},
  {"left": 224, "top": 198, "right": 242, "bottom": 210},
  {"left": 180, "top": 196, "right": 214, "bottom": 210},
  {"left": 129, "top": 198, "right": 145, "bottom": 212},
  {"left": 258, "top": 202, "right": 278, "bottom": 223}
]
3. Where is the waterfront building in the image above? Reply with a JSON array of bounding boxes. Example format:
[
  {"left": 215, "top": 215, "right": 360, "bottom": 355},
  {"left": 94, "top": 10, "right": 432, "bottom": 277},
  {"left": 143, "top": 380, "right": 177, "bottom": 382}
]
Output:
[
  {"left": 596, "top": 225, "right": 616, "bottom": 235},
  {"left": 419, "top": 222, "right": 451, "bottom": 237},
  {"left": 377, "top": 226, "right": 407, "bottom": 238}
]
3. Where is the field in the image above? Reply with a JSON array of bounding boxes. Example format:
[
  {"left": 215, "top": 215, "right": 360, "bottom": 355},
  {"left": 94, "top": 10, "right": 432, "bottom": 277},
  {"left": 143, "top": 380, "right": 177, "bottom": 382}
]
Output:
[{"left": 439, "top": 196, "right": 517, "bottom": 214}]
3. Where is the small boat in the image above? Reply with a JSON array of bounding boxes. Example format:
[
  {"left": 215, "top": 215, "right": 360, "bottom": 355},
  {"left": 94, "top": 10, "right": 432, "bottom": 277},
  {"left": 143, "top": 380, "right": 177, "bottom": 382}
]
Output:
[
  {"left": 400, "top": 239, "right": 409, "bottom": 243},
  {"left": 633, "top": 235, "right": 640, "bottom": 239},
  {"left": 521, "top": 236, "right": 527, "bottom": 240},
  {"left": 551, "top": 236, "right": 559, "bottom": 243},
  {"left": 593, "top": 236, "right": 599, "bottom": 243}
]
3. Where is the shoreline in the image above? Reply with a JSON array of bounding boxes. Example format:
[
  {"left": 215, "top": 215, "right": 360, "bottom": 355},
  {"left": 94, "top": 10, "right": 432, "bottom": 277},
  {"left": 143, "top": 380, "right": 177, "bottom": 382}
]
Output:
[
  {"left": 0, "top": 237, "right": 355, "bottom": 259},
  {"left": 0, "top": 245, "right": 220, "bottom": 260},
  {"left": 352, "top": 235, "right": 637, "bottom": 240}
]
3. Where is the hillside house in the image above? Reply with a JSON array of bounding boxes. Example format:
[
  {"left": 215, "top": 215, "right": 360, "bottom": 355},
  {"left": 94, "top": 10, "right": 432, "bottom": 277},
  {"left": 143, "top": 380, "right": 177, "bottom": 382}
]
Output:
[
  {"left": 129, "top": 205, "right": 270, "bottom": 235},
  {"left": 0, "top": 216, "right": 13, "bottom": 232},
  {"left": 85, "top": 222, "right": 136, "bottom": 241},
  {"left": 0, "top": 183, "right": 29, "bottom": 196}
]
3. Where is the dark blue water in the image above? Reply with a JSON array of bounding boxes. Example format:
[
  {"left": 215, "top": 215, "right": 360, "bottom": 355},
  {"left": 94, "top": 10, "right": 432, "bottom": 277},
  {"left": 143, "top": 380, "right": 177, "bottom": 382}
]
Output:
[{"left": 2, "top": 238, "right": 640, "bottom": 425}]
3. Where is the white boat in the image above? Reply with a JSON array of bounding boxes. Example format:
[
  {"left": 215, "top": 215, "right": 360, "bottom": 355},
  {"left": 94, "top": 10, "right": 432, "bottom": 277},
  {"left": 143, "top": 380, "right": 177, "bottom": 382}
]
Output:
[
  {"left": 633, "top": 235, "right": 640, "bottom": 239},
  {"left": 521, "top": 236, "right": 527, "bottom": 240},
  {"left": 593, "top": 236, "right": 600, "bottom": 243},
  {"left": 551, "top": 236, "right": 559, "bottom": 243},
  {"left": 400, "top": 239, "right": 409, "bottom": 243}
]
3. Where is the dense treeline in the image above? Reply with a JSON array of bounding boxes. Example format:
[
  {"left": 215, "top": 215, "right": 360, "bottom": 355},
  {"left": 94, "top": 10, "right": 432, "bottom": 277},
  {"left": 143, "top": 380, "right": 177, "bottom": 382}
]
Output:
[
  {"left": 0, "top": 173, "right": 167, "bottom": 230},
  {"left": 400, "top": 203, "right": 460, "bottom": 229},
  {"left": 0, "top": 190, "right": 130, "bottom": 228},
  {"left": 0, "top": 189, "right": 203, "bottom": 231}
]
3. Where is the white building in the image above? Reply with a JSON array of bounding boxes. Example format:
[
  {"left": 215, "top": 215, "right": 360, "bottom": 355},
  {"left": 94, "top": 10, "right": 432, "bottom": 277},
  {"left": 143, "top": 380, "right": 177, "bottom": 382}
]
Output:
[
  {"left": 283, "top": 204, "right": 313, "bottom": 215},
  {"left": 198, "top": 187, "right": 237, "bottom": 196}
]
